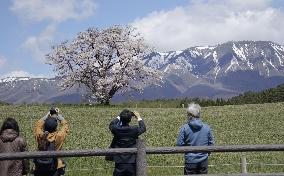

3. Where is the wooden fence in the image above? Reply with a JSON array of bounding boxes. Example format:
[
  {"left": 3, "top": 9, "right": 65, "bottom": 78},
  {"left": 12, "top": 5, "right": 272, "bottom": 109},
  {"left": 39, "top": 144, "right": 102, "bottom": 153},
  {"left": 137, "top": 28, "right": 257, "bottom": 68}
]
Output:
[{"left": 0, "top": 140, "right": 284, "bottom": 176}]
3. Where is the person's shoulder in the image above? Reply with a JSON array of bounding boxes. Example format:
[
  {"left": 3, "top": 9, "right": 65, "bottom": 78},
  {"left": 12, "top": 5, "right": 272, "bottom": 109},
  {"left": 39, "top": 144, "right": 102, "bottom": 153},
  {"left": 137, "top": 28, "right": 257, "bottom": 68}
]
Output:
[
  {"left": 202, "top": 123, "right": 212, "bottom": 130},
  {"left": 15, "top": 136, "right": 27, "bottom": 146},
  {"left": 179, "top": 123, "right": 189, "bottom": 130},
  {"left": 182, "top": 123, "right": 189, "bottom": 127},
  {"left": 15, "top": 135, "right": 25, "bottom": 141}
]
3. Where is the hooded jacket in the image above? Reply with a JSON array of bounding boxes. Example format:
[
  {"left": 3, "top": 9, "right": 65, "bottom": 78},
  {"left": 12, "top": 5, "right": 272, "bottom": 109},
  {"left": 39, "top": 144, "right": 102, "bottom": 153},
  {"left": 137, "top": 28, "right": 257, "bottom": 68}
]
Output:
[
  {"left": 177, "top": 118, "right": 215, "bottom": 163},
  {"left": 0, "top": 129, "right": 29, "bottom": 176},
  {"left": 34, "top": 115, "right": 69, "bottom": 169}
]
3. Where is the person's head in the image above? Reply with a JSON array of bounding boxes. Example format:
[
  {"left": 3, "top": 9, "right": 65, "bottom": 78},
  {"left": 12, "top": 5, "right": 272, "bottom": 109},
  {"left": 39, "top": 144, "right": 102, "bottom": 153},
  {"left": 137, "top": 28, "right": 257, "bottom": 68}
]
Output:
[
  {"left": 0, "top": 117, "right": 20, "bottom": 135},
  {"left": 44, "top": 118, "right": 58, "bottom": 133},
  {"left": 50, "top": 107, "right": 59, "bottom": 115},
  {"left": 120, "top": 109, "right": 135, "bottom": 125},
  {"left": 187, "top": 103, "right": 201, "bottom": 119}
]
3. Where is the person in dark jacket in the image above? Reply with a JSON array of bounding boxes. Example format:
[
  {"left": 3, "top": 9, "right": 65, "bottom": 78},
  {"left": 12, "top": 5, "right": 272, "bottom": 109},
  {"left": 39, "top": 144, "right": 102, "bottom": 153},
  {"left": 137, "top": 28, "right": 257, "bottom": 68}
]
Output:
[
  {"left": 0, "top": 118, "right": 29, "bottom": 176},
  {"left": 177, "top": 103, "right": 215, "bottom": 175},
  {"left": 109, "top": 109, "right": 146, "bottom": 176}
]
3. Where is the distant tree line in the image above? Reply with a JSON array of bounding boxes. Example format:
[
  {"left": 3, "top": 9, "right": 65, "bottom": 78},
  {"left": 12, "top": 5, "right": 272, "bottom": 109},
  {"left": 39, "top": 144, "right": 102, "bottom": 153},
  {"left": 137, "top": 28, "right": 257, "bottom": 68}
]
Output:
[
  {"left": 120, "top": 83, "right": 284, "bottom": 108},
  {"left": 0, "top": 101, "right": 9, "bottom": 105},
  {"left": 1, "top": 83, "right": 283, "bottom": 107},
  {"left": 227, "top": 83, "right": 284, "bottom": 105}
]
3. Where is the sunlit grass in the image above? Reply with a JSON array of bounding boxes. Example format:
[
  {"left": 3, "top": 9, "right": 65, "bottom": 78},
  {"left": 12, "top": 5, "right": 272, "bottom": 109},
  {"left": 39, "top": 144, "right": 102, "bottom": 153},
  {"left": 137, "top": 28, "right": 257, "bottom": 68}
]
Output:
[{"left": 0, "top": 102, "right": 283, "bottom": 175}]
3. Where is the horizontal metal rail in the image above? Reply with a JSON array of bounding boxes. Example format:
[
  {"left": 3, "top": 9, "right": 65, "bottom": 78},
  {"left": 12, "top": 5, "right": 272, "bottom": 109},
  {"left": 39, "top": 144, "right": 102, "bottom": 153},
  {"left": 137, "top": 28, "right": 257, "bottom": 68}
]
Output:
[
  {"left": 146, "top": 144, "right": 284, "bottom": 154},
  {"left": 186, "top": 173, "right": 284, "bottom": 176},
  {"left": 0, "top": 148, "right": 137, "bottom": 161},
  {"left": 0, "top": 144, "right": 284, "bottom": 161},
  {"left": 175, "top": 174, "right": 284, "bottom": 176}
]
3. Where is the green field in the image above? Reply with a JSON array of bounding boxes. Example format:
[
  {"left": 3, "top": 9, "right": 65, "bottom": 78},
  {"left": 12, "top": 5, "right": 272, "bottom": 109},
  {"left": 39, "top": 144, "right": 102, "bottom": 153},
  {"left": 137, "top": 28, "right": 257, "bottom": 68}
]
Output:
[{"left": 0, "top": 103, "right": 284, "bottom": 175}]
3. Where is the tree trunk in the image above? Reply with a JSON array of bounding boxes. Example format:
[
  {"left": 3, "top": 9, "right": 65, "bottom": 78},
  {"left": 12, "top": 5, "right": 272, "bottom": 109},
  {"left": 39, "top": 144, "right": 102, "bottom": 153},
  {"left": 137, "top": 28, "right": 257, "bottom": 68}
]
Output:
[
  {"left": 99, "top": 99, "right": 110, "bottom": 105},
  {"left": 98, "top": 86, "right": 118, "bottom": 105},
  {"left": 96, "top": 85, "right": 119, "bottom": 105},
  {"left": 102, "top": 100, "right": 110, "bottom": 105}
]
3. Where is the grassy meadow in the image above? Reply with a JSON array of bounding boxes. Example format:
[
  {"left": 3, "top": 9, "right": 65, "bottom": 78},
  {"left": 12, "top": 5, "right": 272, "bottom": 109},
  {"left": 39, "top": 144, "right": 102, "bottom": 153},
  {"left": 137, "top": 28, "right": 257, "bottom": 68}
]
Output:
[{"left": 0, "top": 103, "right": 284, "bottom": 175}]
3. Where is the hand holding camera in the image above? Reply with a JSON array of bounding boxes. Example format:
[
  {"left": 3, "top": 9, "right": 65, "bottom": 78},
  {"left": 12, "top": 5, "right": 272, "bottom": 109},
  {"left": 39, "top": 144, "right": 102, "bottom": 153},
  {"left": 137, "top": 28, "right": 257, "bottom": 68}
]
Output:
[
  {"left": 133, "top": 111, "right": 142, "bottom": 121},
  {"left": 55, "top": 107, "right": 60, "bottom": 114}
]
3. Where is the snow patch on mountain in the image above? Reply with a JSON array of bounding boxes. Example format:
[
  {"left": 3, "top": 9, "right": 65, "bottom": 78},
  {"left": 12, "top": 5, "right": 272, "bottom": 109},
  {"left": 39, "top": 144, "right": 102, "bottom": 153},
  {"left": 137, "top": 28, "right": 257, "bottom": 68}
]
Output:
[
  {"left": 247, "top": 60, "right": 254, "bottom": 69},
  {"left": 233, "top": 44, "right": 247, "bottom": 61},
  {"left": 157, "top": 52, "right": 168, "bottom": 57},
  {"left": 213, "top": 51, "right": 218, "bottom": 63},
  {"left": 262, "top": 61, "right": 270, "bottom": 76},
  {"left": 266, "top": 58, "right": 277, "bottom": 70},
  {"left": 148, "top": 54, "right": 167, "bottom": 69},
  {"left": 225, "top": 57, "right": 240, "bottom": 73},
  {"left": 214, "top": 66, "right": 221, "bottom": 79},
  {"left": 271, "top": 44, "right": 284, "bottom": 66},
  {"left": 204, "top": 52, "right": 211, "bottom": 59},
  {"left": 0, "top": 77, "right": 31, "bottom": 83},
  {"left": 175, "top": 50, "right": 183, "bottom": 55},
  {"left": 164, "top": 63, "right": 180, "bottom": 73},
  {"left": 176, "top": 57, "right": 192, "bottom": 71}
]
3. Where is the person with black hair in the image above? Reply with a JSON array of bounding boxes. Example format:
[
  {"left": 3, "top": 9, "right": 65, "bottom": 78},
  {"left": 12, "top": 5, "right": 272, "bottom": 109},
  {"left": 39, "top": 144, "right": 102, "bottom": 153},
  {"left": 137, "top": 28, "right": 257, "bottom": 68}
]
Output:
[
  {"left": 0, "top": 118, "right": 29, "bottom": 176},
  {"left": 34, "top": 107, "right": 69, "bottom": 176},
  {"left": 109, "top": 109, "right": 146, "bottom": 176}
]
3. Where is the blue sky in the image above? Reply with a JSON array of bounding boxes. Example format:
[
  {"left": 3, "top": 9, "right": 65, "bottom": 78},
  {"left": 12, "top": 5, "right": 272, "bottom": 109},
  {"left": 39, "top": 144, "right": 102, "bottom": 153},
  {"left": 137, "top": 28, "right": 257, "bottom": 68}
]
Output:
[{"left": 1, "top": 0, "right": 284, "bottom": 78}]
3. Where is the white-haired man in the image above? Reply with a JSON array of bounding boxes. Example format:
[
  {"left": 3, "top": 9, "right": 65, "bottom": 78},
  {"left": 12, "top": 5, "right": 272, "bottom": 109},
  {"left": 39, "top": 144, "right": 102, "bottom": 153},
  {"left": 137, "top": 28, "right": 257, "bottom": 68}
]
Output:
[{"left": 176, "top": 103, "right": 215, "bottom": 174}]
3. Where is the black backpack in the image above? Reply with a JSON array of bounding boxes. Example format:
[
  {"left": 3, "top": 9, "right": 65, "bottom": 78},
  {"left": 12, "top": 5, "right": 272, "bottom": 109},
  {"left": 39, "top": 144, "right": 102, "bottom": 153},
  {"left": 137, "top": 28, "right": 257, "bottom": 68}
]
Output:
[{"left": 34, "top": 134, "right": 58, "bottom": 173}]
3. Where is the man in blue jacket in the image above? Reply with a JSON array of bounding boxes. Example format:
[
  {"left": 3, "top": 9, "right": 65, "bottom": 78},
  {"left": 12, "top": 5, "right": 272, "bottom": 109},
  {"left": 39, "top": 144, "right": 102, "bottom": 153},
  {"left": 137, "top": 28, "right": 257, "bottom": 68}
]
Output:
[{"left": 177, "top": 103, "right": 215, "bottom": 174}]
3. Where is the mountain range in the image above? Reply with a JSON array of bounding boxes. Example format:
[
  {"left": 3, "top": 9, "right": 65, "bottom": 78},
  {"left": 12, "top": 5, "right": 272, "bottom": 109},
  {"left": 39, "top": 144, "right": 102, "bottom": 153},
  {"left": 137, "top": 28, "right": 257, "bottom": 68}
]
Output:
[{"left": 1, "top": 41, "right": 284, "bottom": 104}]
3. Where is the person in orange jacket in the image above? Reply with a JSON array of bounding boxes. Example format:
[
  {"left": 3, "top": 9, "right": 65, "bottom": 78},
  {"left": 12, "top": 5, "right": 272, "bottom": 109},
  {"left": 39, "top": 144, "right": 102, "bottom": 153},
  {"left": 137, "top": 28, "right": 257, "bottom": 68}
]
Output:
[{"left": 34, "top": 107, "right": 69, "bottom": 176}]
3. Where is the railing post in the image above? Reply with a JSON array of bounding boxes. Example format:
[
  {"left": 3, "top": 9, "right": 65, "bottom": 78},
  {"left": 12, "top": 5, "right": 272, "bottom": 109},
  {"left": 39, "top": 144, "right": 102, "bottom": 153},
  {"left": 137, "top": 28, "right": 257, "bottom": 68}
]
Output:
[
  {"left": 241, "top": 156, "right": 248, "bottom": 174},
  {"left": 136, "top": 139, "right": 147, "bottom": 176}
]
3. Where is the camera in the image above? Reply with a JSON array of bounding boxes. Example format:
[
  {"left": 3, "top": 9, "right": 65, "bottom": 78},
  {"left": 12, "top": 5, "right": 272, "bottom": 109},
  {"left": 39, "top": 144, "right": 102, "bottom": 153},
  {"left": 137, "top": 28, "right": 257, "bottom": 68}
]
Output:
[{"left": 130, "top": 111, "right": 136, "bottom": 118}]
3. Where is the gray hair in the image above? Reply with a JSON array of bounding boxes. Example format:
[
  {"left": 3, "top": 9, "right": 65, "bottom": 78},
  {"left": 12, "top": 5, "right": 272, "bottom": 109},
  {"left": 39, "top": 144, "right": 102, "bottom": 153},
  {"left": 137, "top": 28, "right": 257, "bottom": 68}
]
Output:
[{"left": 187, "top": 103, "right": 201, "bottom": 118}]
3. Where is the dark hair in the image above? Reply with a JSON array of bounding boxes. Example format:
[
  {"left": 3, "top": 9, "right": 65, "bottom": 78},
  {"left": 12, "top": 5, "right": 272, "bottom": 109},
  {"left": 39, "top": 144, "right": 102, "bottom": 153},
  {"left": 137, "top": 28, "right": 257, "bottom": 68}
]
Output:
[
  {"left": 120, "top": 109, "right": 135, "bottom": 125},
  {"left": 50, "top": 107, "right": 57, "bottom": 115},
  {"left": 0, "top": 118, "right": 20, "bottom": 135},
  {"left": 44, "top": 118, "right": 58, "bottom": 133}
]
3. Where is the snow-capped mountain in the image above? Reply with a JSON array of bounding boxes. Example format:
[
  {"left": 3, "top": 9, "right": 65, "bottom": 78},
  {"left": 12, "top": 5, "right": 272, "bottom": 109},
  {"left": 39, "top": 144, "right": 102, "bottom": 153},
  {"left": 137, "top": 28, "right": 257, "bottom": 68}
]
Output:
[
  {"left": 0, "top": 77, "right": 84, "bottom": 104},
  {"left": 145, "top": 41, "right": 284, "bottom": 78},
  {"left": 2, "top": 41, "right": 284, "bottom": 104},
  {"left": 128, "top": 41, "right": 284, "bottom": 101}
]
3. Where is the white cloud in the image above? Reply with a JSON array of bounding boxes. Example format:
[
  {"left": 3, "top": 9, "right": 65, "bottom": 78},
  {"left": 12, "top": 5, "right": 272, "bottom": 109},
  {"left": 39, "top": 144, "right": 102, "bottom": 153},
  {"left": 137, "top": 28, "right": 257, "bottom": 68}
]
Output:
[
  {"left": 0, "top": 70, "right": 46, "bottom": 78},
  {"left": 0, "top": 55, "right": 7, "bottom": 68},
  {"left": 22, "top": 24, "right": 56, "bottom": 62},
  {"left": 11, "top": 0, "right": 97, "bottom": 23},
  {"left": 132, "top": 0, "right": 284, "bottom": 51},
  {"left": 223, "top": 0, "right": 271, "bottom": 10},
  {"left": 11, "top": 0, "right": 97, "bottom": 62}
]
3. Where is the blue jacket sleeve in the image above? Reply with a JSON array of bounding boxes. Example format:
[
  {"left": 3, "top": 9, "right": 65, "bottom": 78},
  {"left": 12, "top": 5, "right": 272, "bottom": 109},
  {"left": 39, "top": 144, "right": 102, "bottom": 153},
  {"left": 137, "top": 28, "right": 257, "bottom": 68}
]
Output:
[
  {"left": 176, "top": 126, "right": 185, "bottom": 146},
  {"left": 208, "top": 128, "right": 215, "bottom": 146}
]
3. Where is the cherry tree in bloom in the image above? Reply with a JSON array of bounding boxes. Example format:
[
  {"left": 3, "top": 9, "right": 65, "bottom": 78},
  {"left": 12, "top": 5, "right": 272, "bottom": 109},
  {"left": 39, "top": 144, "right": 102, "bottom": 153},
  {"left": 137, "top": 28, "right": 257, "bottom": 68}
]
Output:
[{"left": 47, "top": 25, "right": 162, "bottom": 105}]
